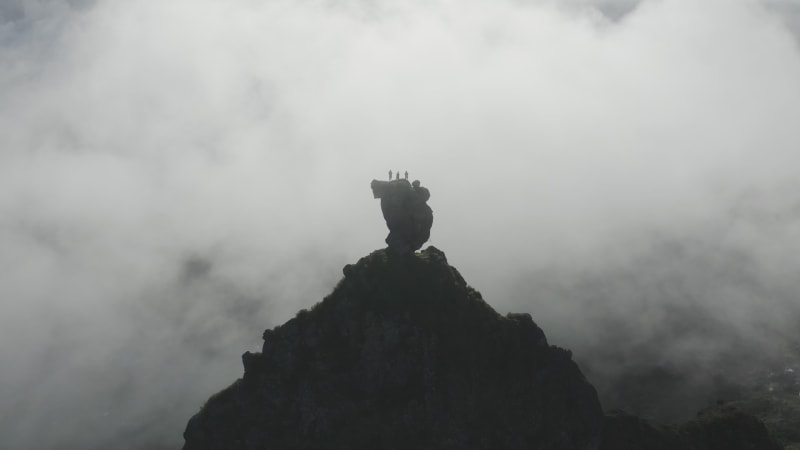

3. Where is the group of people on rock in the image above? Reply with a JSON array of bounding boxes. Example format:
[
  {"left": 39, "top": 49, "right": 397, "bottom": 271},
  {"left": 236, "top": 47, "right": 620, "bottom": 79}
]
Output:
[{"left": 388, "top": 170, "right": 409, "bottom": 181}]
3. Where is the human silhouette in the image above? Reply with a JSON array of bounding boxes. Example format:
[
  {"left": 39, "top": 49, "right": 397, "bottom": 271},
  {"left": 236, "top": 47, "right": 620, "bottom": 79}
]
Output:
[
  {"left": 395, "top": 171, "right": 399, "bottom": 180},
  {"left": 404, "top": 171, "right": 408, "bottom": 180},
  {"left": 389, "top": 170, "right": 392, "bottom": 180}
]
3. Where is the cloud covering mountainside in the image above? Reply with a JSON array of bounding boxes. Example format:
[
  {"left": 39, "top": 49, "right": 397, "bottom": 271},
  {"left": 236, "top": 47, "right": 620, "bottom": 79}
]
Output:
[{"left": 2, "top": 0, "right": 800, "bottom": 448}]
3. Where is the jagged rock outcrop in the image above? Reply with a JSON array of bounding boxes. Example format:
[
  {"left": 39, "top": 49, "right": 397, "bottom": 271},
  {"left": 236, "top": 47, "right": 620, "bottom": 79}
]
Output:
[
  {"left": 183, "top": 247, "right": 604, "bottom": 449},
  {"left": 370, "top": 179, "right": 433, "bottom": 254},
  {"left": 182, "top": 246, "right": 780, "bottom": 450}
]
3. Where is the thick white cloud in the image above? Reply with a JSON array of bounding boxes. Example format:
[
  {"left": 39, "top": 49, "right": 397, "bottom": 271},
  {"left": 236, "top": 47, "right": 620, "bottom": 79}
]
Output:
[{"left": 2, "top": 0, "right": 800, "bottom": 447}]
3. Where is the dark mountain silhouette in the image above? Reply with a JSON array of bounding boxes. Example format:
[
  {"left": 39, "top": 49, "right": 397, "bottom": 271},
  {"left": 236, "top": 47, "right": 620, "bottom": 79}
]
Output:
[{"left": 182, "top": 247, "right": 779, "bottom": 449}]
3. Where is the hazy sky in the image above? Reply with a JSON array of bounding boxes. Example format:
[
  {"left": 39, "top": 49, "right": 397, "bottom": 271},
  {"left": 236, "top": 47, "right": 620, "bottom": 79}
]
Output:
[{"left": 2, "top": 0, "right": 800, "bottom": 448}]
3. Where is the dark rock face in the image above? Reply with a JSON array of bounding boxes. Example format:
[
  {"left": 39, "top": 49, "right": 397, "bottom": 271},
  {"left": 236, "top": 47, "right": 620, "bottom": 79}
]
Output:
[
  {"left": 370, "top": 179, "right": 433, "bottom": 254},
  {"left": 183, "top": 247, "right": 604, "bottom": 450},
  {"left": 182, "top": 246, "right": 780, "bottom": 450}
]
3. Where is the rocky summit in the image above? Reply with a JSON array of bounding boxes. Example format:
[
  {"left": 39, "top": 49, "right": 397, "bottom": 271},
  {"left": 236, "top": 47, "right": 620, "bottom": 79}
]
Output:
[
  {"left": 183, "top": 180, "right": 780, "bottom": 450},
  {"left": 183, "top": 247, "right": 604, "bottom": 449},
  {"left": 182, "top": 246, "right": 782, "bottom": 450}
]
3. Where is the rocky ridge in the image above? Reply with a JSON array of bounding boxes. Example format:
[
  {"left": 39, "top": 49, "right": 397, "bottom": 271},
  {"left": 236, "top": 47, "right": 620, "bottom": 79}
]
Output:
[{"left": 183, "top": 247, "right": 780, "bottom": 449}]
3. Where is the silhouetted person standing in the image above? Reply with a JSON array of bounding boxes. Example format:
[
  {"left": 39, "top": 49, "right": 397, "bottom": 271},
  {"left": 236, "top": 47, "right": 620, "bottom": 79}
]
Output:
[
  {"left": 404, "top": 171, "right": 408, "bottom": 180},
  {"left": 389, "top": 170, "right": 392, "bottom": 180},
  {"left": 395, "top": 171, "right": 399, "bottom": 180}
]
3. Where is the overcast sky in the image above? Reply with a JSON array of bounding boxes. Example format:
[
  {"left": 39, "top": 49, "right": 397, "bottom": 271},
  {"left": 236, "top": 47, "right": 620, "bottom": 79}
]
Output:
[{"left": 2, "top": 0, "right": 800, "bottom": 448}]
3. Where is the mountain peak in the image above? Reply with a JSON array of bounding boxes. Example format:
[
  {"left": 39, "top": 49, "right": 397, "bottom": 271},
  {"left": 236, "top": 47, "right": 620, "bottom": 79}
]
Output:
[
  {"left": 181, "top": 180, "right": 779, "bottom": 450},
  {"left": 183, "top": 246, "right": 605, "bottom": 449}
]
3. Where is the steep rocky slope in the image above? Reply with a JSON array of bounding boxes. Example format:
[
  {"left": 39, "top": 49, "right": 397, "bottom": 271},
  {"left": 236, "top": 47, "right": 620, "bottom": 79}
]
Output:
[
  {"left": 184, "top": 247, "right": 603, "bottom": 449},
  {"left": 183, "top": 247, "right": 780, "bottom": 449}
]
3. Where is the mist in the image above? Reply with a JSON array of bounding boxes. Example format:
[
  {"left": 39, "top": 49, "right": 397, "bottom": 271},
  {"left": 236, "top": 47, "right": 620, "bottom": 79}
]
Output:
[{"left": 2, "top": 0, "right": 800, "bottom": 447}]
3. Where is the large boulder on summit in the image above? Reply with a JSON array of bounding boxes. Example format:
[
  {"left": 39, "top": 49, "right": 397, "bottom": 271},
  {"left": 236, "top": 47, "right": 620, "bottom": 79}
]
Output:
[
  {"left": 371, "top": 179, "right": 433, "bottom": 254},
  {"left": 182, "top": 247, "right": 605, "bottom": 450}
]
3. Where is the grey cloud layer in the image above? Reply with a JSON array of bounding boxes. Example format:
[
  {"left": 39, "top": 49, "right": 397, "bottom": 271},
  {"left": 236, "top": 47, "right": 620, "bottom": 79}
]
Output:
[{"left": 2, "top": 0, "right": 800, "bottom": 447}]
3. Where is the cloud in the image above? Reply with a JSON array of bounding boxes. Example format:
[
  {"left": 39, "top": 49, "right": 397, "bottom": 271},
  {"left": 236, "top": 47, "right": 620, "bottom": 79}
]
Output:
[{"left": 2, "top": 0, "right": 800, "bottom": 446}]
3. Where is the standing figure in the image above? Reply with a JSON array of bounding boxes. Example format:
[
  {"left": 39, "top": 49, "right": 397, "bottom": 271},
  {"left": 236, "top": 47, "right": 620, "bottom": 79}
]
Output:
[
  {"left": 395, "top": 171, "right": 399, "bottom": 180},
  {"left": 389, "top": 170, "right": 393, "bottom": 180},
  {"left": 404, "top": 171, "right": 408, "bottom": 180}
]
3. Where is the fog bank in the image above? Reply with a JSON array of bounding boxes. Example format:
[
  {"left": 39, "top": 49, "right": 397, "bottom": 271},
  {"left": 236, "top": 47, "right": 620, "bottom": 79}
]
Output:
[{"left": 2, "top": 0, "right": 800, "bottom": 447}]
